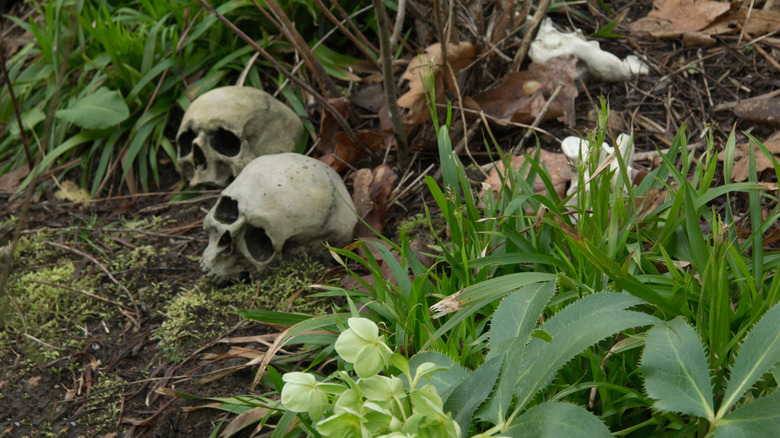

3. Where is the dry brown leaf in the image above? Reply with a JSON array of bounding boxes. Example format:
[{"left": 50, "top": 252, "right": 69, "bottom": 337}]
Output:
[
  {"left": 631, "top": 1, "right": 780, "bottom": 45},
  {"left": 473, "top": 56, "right": 578, "bottom": 127},
  {"left": 0, "top": 165, "right": 29, "bottom": 192},
  {"left": 221, "top": 406, "right": 271, "bottom": 438},
  {"left": 648, "top": 0, "right": 732, "bottom": 32},
  {"left": 319, "top": 130, "right": 383, "bottom": 172},
  {"left": 706, "top": 7, "right": 780, "bottom": 38},
  {"left": 54, "top": 180, "right": 90, "bottom": 202},
  {"left": 352, "top": 165, "right": 398, "bottom": 236},
  {"left": 318, "top": 97, "right": 349, "bottom": 156},
  {"left": 350, "top": 83, "right": 386, "bottom": 112},
  {"left": 480, "top": 150, "right": 573, "bottom": 200},
  {"left": 729, "top": 131, "right": 780, "bottom": 182},
  {"left": 397, "top": 42, "right": 476, "bottom": 130},
  {"left": 733, "top": 98, "right": 780, "bottom": 127}
]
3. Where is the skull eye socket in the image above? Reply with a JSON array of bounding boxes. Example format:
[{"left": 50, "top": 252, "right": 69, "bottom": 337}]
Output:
[
  {"left": 244, "top": 226, "right": 274, "bottom": 263},
  {"left": 214, "top": 197, "right": 239, "bottom": 224},
  {"left": 213, "top": 127, "right": 241, "bottom": 157},
  {"left": 177, "top": 129, "right": 195, "bottom": 157}
]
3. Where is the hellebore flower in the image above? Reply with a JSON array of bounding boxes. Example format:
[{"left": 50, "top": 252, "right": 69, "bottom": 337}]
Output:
[
  {"left": 335, "top": 318, "right": 393, "bottom": 378},
  {"left": 281, "top": 372, "right": 328, "bottom": 419}
]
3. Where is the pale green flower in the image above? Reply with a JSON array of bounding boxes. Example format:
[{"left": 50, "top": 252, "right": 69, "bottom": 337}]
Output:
[
  {"left": 281, "top": 372, "right": 328, "bottom": 419},
  {"left": 335, "top": 317, "right": 392, "bottom": 378},
  {"left": 317, "top": 411, "right": 367, "bottom": 437},
  {"left": 359, "top": 375, "right": 405, "bottom": 402}
]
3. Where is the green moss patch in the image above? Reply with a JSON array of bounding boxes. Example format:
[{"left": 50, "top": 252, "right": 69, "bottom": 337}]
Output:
[{"left": 152, "top": 255, "right": 327, "bottom": 361}]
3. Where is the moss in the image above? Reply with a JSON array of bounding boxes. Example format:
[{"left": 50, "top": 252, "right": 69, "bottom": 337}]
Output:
[
  {"left": 111, "top": 244, "right": 167, "bottom": 271},
  {"left": 253, "top": 254, "right": 329, "bottom": 313},
  {"left": 0, "top": 214, "right": 17, "bottom": 234},
  {"left": 8, "top": 232, "right": 62, "bottom": 266},
  {"left": 1, "top": 262, "right": 104, "bottom": 361},
  {"left": 152, "top": 254, "right": 327, "bottom": 361},
  {"left": 82, "top": 371, "right": 124, "bottom": 433}
]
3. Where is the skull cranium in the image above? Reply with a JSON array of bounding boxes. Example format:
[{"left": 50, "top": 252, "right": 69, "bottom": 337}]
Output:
[
  {"left": 176, "top": 86, "right": 304, "bottom": 187},
  {"left": 200, "top": 153, "right": 357, "bottom": 284}
]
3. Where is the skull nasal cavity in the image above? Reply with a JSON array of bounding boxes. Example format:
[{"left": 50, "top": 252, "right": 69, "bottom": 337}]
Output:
[
  {"left": 214, "top": 197, "right": 239, "bottom": 224},
  {"left": 214, "top": 128, "right": 241, "bottom": 157},
  {"left": 218, "top": 232, "right": 232, "bottom": 248},
  {"left": 193, "top": 145, "right": 206, "bottom": 168},
  {"left": 245, "top": 226, "right": 274, "bottom": 263},
  {"left": 177, "top": 130, "right": 195, "bottom": 157}
]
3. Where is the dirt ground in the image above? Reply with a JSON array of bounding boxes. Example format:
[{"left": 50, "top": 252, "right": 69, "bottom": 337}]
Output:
[{"left": 2, "top": 1, "right": 780, "bottom": 437}]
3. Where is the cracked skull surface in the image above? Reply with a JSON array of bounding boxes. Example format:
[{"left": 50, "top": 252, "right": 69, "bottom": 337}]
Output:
[
  {"left": 176, "top": 86, "right": 304, "bottom": 187},
  {"left": 201, "top": 153, "right": 357, "bottom": 284}
]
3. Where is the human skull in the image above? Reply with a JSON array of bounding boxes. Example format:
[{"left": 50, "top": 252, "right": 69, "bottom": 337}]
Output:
[
  {"left": 176, "top": 86, "right": 304, "bottom": 187},
  {"left": 201, "top": 153, "right": 357, "bottom": 284}
]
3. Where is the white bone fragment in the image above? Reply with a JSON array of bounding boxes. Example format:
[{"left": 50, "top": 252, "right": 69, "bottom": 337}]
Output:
[
  {"left": 530, "top": 18, "right": 649, "bottom": 82},
  {"left": 564, "top": 133, "right": 637, "bottom": 214}
]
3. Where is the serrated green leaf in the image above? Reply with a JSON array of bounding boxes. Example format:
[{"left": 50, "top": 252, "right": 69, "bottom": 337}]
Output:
[
  {"left": 718, "top": 302, "right": 780, "bottom": 418},
  {"left": 641, "top": 317, "right": 715, "bottom": 419},
  {"left": 503, "top": 401, "right": 612, "bottom": 438},
  {"left": 55, "top": 87, "right": 130, "bottom": 129},
  {"left": 512, "top": 293, "right": 659, "bottom": 413},
  {"left": 487, "top": 281, "right": 556, "bottom": 360},
  {"left": 443, "top": 355, "right": 502, "bottom": 434},
  {"left": 713, "top": 391, "right": 780, "bottom": 437},
  {"left": 409, "top": 351, "right": 470, "bottom": 400}
]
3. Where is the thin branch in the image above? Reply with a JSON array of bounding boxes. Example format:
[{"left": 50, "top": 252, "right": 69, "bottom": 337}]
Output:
[
  {"left": 0, "top": 29, "right": 32, "bottom": 166},
  {"left": 256, "top": 0, "right": 341, "bottom": 98},
  {"left": 0, "top": 9, "right": 83, "bottom": 334},
  {"left": 272, "top": 5, "right": 375, "bottom": 97},
  {"left": 373, "top": 0, "right": 409, "bottom": 168},
  {"left": 389, "top": 0, "right": 406, "bottom": 50},
  {"left": 510, "top": 0, "right": 551, "bottom": 71},
  {"left": 329, "top": 0, "right": 380, "bottom": 55},
  {"left": 28, "top": 279, "right": 126, "bottom": 308},
  {"left": 312, "top": 0, "right": 380, "bottom": 70},
  {"left": 512, "top": 82, "right": 564, "bottom": 154},
  {"left": 195, "top": 0, "right": 376, "bottom": 159}
]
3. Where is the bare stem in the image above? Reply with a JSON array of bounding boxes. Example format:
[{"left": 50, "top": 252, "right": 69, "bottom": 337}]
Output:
[
  {"left": 511, "top": 0, "right": 551, "bottom": 71},
  {"left": 195, "top": 0, "right": 375, "bottom": 159},
  {"left": 312, "top": 0, "right": 380, "bottom": 70},
  {"left": 259, "top": 0, "right": 341, "bottom": 98},
  {"left": 373, "top": 0, "right": 409, "bottom": 168}
]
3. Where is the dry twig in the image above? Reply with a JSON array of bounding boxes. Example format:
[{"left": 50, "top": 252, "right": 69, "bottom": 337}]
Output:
[
  {"left": 374, "top": 0, "right": 410, "bottom": 168},
  {"left": 511, "top": 0, "right": 551, "bottom": 71},
  {"left": 313, "top": 0, "right": 380, "bottom": 70},
  {"left": 195, "top": 0, "right": 376, "bottom": 159}
]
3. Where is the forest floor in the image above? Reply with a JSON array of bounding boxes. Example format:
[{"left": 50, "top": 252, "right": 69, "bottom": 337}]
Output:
[{"left": 2, "top": 0, "right": 780, "bottom": 436}]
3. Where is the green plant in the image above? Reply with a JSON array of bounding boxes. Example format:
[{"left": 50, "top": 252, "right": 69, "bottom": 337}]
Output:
[
  {"left": 2, "top": 0, "right": 360, "bottom": 195},
  {"left": 640, "top": 302, "right": 780, "bottom": 437},
  {"left": 158, "top": 94, "right": 780, "bottom": 436},
  {"left": 281, "top": 317, "right": 461, "bottom": 437},
  {"left": 410, "top": 283, "right": 661, "bottom": 437}
]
